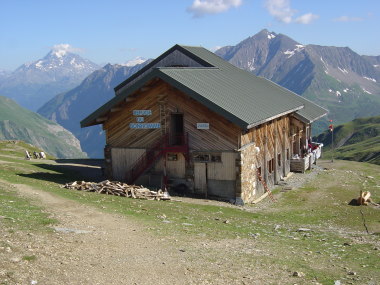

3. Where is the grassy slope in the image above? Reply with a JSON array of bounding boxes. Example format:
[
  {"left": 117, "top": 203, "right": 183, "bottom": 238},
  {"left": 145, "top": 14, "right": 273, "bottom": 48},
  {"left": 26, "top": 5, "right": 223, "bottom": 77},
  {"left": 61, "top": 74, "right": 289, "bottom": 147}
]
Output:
[
  {"left": 314, "top": 116, "right": 380, "bottom": 165},
  {"left": 0, "top": 141, "right": 379, "bottom": 284},
  {"left": 0, "top": 96, "right": 86, "bottom": 158},
  {"left": 304, "top": 71, "right": 380, "bottom": 135}
]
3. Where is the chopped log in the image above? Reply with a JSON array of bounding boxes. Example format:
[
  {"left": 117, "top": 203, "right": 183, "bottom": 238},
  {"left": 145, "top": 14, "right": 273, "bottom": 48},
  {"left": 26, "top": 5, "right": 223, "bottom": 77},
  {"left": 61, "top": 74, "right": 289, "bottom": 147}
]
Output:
[{"left": 61, "top": 180, "right": 170, "bottom": 201}]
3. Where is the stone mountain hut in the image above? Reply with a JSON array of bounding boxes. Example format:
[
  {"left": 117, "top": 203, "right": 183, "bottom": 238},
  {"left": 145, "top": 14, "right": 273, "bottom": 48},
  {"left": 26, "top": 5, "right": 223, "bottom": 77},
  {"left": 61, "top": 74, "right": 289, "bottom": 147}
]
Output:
[{"left": 81, "top": 44, "right": 327, "bottom": 204}]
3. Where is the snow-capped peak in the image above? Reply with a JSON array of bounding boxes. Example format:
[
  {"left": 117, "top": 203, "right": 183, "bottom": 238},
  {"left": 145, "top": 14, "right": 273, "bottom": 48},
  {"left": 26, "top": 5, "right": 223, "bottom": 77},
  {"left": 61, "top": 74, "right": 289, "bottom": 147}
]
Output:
[{"left": 123, "top": 57, "right": 147, "bottom": 67}]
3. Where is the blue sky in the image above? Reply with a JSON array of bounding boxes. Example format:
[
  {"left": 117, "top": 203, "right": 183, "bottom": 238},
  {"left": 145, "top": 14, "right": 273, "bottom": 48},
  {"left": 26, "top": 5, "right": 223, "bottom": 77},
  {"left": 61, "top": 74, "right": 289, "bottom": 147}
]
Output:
[{"left": 1, "top": 0, "right": 379, "bottom": 70}]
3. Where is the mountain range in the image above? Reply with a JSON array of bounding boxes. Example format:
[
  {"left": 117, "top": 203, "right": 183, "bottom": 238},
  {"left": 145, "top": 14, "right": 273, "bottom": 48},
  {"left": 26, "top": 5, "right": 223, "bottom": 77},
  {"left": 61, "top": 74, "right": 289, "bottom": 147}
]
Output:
[
  {"left": 0, "top": 45, "right": 100, "bottom": 111},
  {"left": 1, "top": 29, "right": 379, "bottom": 158},
  {"left": 215, "top": 29, "right": 380, "bottom": 132},
  {"left": 0, "top": 96, "right": 86, "bottom": 158}
]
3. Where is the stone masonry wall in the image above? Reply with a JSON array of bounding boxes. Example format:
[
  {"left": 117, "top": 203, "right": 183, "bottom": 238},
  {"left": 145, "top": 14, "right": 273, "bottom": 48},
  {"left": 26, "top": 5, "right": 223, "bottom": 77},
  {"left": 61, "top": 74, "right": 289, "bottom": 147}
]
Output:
[{"left": 239, "top": 142, "right": 260, "bottom": 203}]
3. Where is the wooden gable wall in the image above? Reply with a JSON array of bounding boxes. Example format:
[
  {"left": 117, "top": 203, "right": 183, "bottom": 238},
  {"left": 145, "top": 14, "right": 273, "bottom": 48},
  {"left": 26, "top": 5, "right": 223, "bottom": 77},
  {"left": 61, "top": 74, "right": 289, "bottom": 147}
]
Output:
[
  {"left": 104, "top": 79, "right": 241, "bottom": 151},
  {"left": 166, "top": 85, "right": 240, "bottom": 151}
]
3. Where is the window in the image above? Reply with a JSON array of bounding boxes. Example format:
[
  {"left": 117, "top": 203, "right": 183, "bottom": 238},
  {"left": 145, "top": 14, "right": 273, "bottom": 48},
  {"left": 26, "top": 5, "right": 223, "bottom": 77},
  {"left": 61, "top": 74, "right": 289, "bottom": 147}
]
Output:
[
  {"left": 278, "top": 153, "right": 281, "bottom": 166},
  {"left": 193, "top": 153, "right": 222, "bottom": 163},
  {"left": 167, "top": 153, "right": 178, "bottom": 161},
  {"left": 268, "top": 158, "right": 274, "bottom": 174},
  {"left": 193, "top": 154, "right": 210, "bottom": 162},
  {"left": 286, "top": 149, "right": 289, "bottom": 160},
  {"left": 211, "top": 154, "right": 221, "bottom": 162}
]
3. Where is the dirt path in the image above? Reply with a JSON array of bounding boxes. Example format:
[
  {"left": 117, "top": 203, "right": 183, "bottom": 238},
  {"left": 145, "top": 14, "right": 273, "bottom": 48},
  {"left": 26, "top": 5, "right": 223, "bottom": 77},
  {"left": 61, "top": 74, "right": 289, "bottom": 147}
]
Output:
[
  {"left": 0, "top": 180, "right": 202, "bottom": 285},
  {"left": 1, "top": 177, "right": 301, "bottom": 285}
]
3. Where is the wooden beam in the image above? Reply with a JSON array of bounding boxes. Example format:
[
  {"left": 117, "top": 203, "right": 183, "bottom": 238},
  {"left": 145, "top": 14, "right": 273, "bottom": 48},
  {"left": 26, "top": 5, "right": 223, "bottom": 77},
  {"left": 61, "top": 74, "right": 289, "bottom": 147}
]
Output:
[
  {"left": 125, "top": 97, "right": 135, "bottom": 102},
  {"left": 96, "top": 117, "right": 108, "bottom": 123},
  {"left": 111, "top": 107, "right": 122, "bottom": 112}
]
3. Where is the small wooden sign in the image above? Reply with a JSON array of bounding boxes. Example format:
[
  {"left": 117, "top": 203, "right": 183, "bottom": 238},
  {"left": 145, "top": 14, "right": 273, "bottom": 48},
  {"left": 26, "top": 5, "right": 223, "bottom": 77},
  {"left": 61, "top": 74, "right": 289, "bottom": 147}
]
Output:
[{"left": 197, "top": 123, "right": 209, "bottom": 130}]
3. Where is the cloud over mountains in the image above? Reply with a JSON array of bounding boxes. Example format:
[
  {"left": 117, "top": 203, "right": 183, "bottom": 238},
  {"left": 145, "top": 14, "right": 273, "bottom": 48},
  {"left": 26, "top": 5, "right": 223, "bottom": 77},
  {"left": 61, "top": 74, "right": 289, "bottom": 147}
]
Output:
[{"left": 187, "top": 0, "right": 242, "bottom": 17}]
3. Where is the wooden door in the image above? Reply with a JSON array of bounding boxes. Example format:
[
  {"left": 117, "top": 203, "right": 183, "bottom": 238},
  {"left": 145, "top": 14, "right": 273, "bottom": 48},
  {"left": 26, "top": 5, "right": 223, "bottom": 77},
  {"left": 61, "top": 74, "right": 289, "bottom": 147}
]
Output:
[
  {"left": 170, "top": 113, "right": 184, "bottom": 145},
  {"left": 194, "top": 162, "right": 206, "bottom": 193}
]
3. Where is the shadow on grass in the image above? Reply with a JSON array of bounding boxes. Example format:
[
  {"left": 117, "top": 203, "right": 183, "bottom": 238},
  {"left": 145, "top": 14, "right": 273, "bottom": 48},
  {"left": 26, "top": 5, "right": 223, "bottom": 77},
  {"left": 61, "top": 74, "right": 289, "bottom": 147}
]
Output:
[
  {"left": 55, "top": 159, "right": 104, "bottom": 167},
  {"left": 17, "top": 162, "right": 105, "bottom": 184}
]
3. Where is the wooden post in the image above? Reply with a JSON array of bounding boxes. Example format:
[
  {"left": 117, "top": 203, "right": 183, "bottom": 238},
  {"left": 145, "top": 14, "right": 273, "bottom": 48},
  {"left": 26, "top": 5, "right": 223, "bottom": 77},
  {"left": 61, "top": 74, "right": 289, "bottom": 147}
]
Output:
[
  {"left": 205, "top": 162, "right": 208, "bottom": 199},
  {"left": 264, "top": 124, "right": 268, "bottom": 183},
  {"left": 282, "top": 126, "right": 286, "bottom": 177},
  {"left": 274, "top": 120, "right": 278, "bottom": 184}
]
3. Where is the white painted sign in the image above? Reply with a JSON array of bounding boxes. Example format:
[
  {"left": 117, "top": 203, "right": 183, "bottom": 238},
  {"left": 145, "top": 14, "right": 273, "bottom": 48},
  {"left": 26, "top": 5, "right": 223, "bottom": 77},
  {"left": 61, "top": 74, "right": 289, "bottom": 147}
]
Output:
[
  {"left": 133, "top": 110, "right": 152, "bottom": 116},
  {"left": 130, "top": 123, "right": 161, "bottom": 129},
  {"left": 197, "top": 123, "right": 209, "bottom": 130}
]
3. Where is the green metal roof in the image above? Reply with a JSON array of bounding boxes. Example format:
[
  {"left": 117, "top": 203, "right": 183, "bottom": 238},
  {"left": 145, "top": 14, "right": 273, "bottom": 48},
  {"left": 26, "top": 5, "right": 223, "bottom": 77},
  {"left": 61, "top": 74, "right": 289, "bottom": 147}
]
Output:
[{"left": 81, "top": 45, "right": 327, "bottom": 128}]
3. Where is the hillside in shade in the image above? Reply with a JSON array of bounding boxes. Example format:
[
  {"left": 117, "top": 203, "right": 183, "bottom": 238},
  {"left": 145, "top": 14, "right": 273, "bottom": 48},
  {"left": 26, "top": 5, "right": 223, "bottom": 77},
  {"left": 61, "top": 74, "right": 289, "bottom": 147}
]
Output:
[{"left": 0, "top": 95, "right": 86, "bottom": 158}]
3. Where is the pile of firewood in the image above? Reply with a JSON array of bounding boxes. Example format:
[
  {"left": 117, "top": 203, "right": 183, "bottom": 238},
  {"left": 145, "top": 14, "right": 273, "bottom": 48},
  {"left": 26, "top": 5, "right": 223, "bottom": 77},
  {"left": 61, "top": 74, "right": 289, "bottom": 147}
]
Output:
[{"left": 62, "top": 180, "right": 170, "bottom": 201}]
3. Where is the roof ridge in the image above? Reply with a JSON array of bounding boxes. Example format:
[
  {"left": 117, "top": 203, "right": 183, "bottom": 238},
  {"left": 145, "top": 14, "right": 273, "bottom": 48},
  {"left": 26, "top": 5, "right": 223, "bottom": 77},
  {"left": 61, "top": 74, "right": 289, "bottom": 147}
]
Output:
[{"left": 156, "top": 66, "right": 219, "bottom": 70}]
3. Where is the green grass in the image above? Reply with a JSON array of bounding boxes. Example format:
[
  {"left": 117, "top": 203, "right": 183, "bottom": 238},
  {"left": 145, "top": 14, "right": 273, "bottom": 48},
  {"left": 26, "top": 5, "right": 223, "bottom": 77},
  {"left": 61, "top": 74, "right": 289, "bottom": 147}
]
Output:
[
  {"left": 22, "top": 255, "right": 37, "bottom": 261},
  {"left": 0, "top": 182, "right": 56, "bottom": 232},
  {"left": 0, "top": 141, "right": 379, "bottom": 284},
  {"left": 0, "top": 140, "right": 56, "bottom": 160}
]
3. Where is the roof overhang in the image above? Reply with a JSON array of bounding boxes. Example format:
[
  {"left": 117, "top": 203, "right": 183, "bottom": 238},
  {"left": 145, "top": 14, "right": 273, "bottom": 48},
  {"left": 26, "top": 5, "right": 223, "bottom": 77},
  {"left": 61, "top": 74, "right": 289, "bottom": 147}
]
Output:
[
  {"left": 247, "top": 105, "right": 304, "bottom": 129},
  {"left": 293, "top": 110, "right": 328, "bottom": 124}
]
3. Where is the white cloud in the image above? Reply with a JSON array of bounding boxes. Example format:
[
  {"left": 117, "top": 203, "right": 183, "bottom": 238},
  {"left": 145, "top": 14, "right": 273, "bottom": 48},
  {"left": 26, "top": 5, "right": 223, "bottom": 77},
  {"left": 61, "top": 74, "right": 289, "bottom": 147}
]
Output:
[
  {"left": 333, "top": 16, "right": 363, "bottom": 22},
  {"left": 52, "top": 44, "right": 83, "bottom": 54},
  {"left": 295, "top": 13, "right": 319, "bottom": 24},
  {"left": 187, "top": 0, "right": 242, "bottom": 18},
  {"left": 264, "top": 0, "right": 294, "bottom": 24},
  {"left": 264, "top": 0, "right": 318, "bottom": 24}
]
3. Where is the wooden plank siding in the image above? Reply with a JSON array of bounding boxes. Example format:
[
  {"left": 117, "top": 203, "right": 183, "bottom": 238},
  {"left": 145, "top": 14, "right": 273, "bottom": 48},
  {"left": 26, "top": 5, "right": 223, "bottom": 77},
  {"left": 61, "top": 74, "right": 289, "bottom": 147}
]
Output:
[
  {"left": 166, "top": 86, "right": 240, "bottom": 151},
  {"left": 111, "top": 148, "right": 145, "bottom": 181},
  {"left": 104, "top": 81, "right": 166, "bottom": 148},
  {"left": 103, "top": 80, "right": 241, "bottom": 197},
  {"left": 104, "top": 80, "right": 241, "bottom": 151}
]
